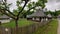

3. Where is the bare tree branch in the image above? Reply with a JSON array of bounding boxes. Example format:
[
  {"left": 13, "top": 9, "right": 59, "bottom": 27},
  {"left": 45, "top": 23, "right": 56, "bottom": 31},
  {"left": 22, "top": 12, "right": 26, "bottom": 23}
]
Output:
[
  {"left": 20, "top": 6, "right": 37, "bottom": 17},
  {"left": 0, "top": 9, "right": 16, "bottom": 20},
  {"left": 2, "top": 0, "right": 16, "bottom": 17},
  {"left": 16, "top": 1, "right": 28, "bottom": 20},
  {"left": 6, "top": 9, "right": 16, "bottom": 16},
  {"left": 27, "top": 6, "right": 37, "bottom": 12},
  {"left": 4, "top": 0, "right": 16, "bottom": 17}
]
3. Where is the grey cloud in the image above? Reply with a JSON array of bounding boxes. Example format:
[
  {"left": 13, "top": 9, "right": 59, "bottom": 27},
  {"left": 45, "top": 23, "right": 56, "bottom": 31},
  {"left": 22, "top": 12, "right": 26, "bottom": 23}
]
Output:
[
  {"left": 7, "top": 0, "right": 60, "bottom": 11},
  {"left": 56, "top": 0, "right": 60, "bottom": 2},
  {"left": 45, "top": 0, "right": 60, "bottom": 11},
  {"left": 7, "top": 0, "right": 17, "bottom": 11}
]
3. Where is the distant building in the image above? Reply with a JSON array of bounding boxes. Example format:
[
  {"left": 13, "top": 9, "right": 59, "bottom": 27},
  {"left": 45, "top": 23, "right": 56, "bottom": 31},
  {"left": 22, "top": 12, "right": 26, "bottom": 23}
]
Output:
[
  {"left": 47, "top": 14, "right": 52, "bottom": 19},
  {"left": 0, "top": 15, "right": 12, "bottom": 23},
  {"left": 27, "top": 9, "right": 47, "bottom": 22}
]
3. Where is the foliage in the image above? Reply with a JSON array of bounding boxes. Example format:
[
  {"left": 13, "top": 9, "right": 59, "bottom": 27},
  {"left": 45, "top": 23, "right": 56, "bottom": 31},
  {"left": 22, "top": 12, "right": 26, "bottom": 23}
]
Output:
[
  {"left": 55, "top": 10, "right": 60, "bottom": 15},
  {"left": 13, "top": 9, "right": 18, "bottom": 15},
  {"left": 35, "top": 0, "right": 47, "bottom": 9},
  {"left": 0, "top": 0, "right": 16, "bottom": 19},
  {"left": 0, "top": 12, "right": 4, "bottom": 16},
  {"left": 44, "top": 10, "right": 60, "bottom": 17},
  {"left": 15, "top": 0, "right": 47, "bottom": 18}
]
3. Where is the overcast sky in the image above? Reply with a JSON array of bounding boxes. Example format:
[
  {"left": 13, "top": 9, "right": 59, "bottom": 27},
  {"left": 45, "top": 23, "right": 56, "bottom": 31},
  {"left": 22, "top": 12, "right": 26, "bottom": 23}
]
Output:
[
  {"left": 7, "top": 0, "right": 60, "bottom": 11},
  {"left": 45, "top": 0, "right": 60, "bottom": 11}
]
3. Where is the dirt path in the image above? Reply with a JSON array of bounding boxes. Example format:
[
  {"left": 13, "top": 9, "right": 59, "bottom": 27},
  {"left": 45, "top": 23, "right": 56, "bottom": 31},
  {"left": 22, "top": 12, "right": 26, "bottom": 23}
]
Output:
[{"left": 57, "top": 19, "right": 60, "bottom": 34}]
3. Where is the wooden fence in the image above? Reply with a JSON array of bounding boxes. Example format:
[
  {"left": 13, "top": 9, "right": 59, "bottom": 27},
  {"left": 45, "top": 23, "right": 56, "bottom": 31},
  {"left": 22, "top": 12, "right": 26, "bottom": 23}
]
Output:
[{"left": 0, "top": 20, "right": 51, "bottom": 34}]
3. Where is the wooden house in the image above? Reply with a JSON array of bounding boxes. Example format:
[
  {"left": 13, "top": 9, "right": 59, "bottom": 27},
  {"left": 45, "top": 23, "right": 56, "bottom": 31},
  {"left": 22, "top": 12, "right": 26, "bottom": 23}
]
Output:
[{"left": 27, "top": 9, "right": 47, "bottom": 22}]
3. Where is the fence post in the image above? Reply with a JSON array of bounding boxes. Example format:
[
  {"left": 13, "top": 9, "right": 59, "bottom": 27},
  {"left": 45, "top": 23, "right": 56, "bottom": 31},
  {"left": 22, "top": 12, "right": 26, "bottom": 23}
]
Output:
[
  {"left": 0, "top": 22, "right": 1, "bottom": 25},
  {"left": 10, "top": 28, "right": 12, "bottom": 34},
  {"left": 26, "top": 26, "right": 28, "bottom": 34}
]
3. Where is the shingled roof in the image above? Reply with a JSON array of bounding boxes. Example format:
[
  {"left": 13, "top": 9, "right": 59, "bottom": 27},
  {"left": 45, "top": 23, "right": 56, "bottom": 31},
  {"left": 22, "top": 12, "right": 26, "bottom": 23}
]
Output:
[{"left": 27, "top": 9, "right": 46, "bottom": 18}]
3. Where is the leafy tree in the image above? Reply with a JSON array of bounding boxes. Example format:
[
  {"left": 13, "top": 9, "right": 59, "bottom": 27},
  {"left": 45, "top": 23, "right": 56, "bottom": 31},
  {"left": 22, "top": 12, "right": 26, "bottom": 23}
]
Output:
[
  {"left": 0, "top": 0, "right": 47, "bottom": 34},
  {"left": 45, "top": 10, "right": 60, "bottom": 17},
  {"left": 15, "top": 0, "right": 47, "bottom": 18},
  {"left": 56, "top": 10, "right": 60, "bottom": 15},
  {"left": 0, "top": 11, "right": 3, "bottom": 16},
  {"left": 13, "top": 9, "right": 18, "bottom": 15}
]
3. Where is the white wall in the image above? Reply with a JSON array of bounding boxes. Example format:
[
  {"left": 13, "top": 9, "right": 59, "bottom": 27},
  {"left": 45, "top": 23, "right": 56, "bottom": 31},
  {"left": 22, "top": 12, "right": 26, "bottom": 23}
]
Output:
[
  {"left": 36, "top": 18, "right": 39, "bottom": 21},
  {"left": 32, "top": 18, "right": 35, "bottom": 20},
  {"left": 0, "top": 19, "right": 10, "bottom": 23}
]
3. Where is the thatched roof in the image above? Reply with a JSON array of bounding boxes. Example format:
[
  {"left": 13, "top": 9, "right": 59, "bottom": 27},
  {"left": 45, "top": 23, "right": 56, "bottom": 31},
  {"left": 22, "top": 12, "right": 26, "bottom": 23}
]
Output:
[{"left": 27, "top": 9, "right": 46, "bottom": 18}]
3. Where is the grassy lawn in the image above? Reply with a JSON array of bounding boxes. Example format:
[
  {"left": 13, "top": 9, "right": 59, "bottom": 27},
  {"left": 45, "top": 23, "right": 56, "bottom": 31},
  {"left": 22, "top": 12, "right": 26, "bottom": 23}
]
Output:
[
  {"left": 33, "top": 19, "right": 58, "bottom": 34},
  {"left": 1, "top": 19, "right": 35, "bottom": 28}
]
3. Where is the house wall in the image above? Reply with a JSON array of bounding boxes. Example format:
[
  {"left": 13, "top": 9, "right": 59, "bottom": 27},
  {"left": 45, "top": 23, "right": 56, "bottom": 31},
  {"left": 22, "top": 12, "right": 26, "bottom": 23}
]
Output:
[
  {"left": 32, "top": 18, "right": 35, "bottom": 20},
  {"left": 32, "top": 17, "right": 40, "bottom": 21},
  {"left": 46, "top": 18, "right": 48, "bottom": 21},
  {"left": 41, "top": 18, "right": 49, "bottom": 22},
  {"left": 0, "top": 19, "right": 10, "bottom": 23},
  {"left": 28, "top": 17, "right": 49, "bottom": 22},
  {"left": 36, "top": 18, "right": 40, "bottom": 21}
]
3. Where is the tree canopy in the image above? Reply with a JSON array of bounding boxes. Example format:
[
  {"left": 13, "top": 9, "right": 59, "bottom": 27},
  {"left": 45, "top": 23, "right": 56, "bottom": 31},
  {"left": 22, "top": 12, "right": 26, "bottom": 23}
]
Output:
[
  {"left": 45, "top": 10, "right": 60, "bottom": 17},
  {"left": 14, "top": 0, "right": 47, "bottom": 18}
]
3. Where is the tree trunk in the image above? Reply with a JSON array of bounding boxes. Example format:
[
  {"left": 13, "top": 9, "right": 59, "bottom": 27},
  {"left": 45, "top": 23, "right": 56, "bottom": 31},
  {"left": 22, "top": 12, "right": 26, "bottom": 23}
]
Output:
[
  {"left": 15, "top": 19, "right": 18, "bottom": 34},
  {"left": 0, "top": 22, "right": 1, "bottom": 25}
]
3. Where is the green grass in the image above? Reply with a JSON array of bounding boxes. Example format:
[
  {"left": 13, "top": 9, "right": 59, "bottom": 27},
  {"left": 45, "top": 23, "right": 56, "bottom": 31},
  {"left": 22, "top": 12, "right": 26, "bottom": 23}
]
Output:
[
  {"left": 33, "top": 19, "right": 58, "bottom": 34},
  {"left": 1, "top": 19, "right": 35, "bottom": 28},
  {"left": 1, "top": 19, "right": 58, "bottom": 34}
]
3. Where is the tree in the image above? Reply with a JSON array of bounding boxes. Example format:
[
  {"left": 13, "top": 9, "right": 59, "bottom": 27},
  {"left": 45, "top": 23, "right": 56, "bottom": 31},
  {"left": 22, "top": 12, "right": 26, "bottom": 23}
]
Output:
[
  {"left": 13, "top": 9, "right": 18, "bottom": 15},
  {"left": 0, "top": 11, "right": 3, "bottom": 16},
  {"left": 0, "top": 0, "right": 47, "bottom": 34},
  {"left": 15, "top": 0, "right": 47, "bottom": 18}
]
